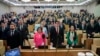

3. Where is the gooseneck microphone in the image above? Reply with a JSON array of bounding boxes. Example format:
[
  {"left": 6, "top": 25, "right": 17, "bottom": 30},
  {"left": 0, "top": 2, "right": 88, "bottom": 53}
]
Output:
[
  {"left": 55, "top": 34, "right": 59, "bottom": 56},
  {"left": 42, "top": 34, "right": 46, "bottom": 56}
]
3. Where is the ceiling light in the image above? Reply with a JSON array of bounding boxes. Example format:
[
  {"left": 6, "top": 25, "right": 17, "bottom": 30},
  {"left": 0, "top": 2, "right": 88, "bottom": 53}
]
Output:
[
  {"left": 44, "top": 0, "right": 53, "bottom": 2},
  {"left": 66, "top": 0, "right": 75, "bottom": 2},
  {"left": 21, "top": 0, "right": 31, "bottom": 2},
  {"left": 4, "top": 0, "right": 92, "bottom": 6}
]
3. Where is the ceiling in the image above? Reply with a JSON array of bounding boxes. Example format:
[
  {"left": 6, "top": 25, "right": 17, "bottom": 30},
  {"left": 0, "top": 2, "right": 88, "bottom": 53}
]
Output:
[{"left": 2, "top": 0, "right": 95, "bottom": 6}]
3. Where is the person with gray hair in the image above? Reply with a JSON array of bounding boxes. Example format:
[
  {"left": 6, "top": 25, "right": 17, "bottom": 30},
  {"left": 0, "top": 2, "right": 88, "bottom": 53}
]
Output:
[{"left": 40, "top": 20, "right": 48, "bottom": 38}]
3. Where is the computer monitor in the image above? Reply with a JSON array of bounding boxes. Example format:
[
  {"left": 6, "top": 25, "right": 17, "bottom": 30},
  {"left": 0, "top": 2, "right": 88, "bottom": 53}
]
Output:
[{"left": 5, "top": 48, "right": 21, "bottom": 56}]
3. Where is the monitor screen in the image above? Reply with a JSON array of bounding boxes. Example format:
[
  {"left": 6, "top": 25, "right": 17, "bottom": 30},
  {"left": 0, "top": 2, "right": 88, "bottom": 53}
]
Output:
[{"left": 5, "top": 48, "right": 20, "bottom": 56}]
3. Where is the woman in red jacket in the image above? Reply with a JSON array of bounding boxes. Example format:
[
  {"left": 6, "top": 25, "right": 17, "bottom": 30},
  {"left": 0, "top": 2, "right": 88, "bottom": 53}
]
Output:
[{"left": 34, "top": 27, "right": 46, "bottom": 49}]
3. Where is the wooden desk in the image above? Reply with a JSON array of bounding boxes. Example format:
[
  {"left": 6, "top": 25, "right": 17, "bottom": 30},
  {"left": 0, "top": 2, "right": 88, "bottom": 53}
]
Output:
[
  {"left": 96, "top": 48, "right": 100, "bottom": 56},
  {"left": 85, "top": 38, "right": 93, "bottom": 49},
  {"left": 21, "top": 49, "right": 98, "bottom": 56}
]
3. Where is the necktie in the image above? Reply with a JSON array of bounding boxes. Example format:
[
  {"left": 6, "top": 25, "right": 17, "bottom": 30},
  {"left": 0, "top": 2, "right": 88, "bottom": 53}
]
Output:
[
  {"left": 82, "top": 25, "right": 84, "bottom": 30},
  {"left": 56, "top": 27, "right": 59, "bottom": 34},
  {"left": 61, "top": 25, "right": 63, "bottom": 28},
  {"left": 30, "top": 19, "right": 31, "bottom": 22},
  {"left": 99, "top": 22, "right": 100, "bottom": 26},
  {"left": 20, "top": 26, "right": 21, "bottom": 30},
  {"left": 11, "top": 30, "right": 14, "bottom": 36},
  {"left": 91, "top": 24, "right": 94, "bottom": 28},
  {"left": 76, "top": 25, "right": 77, "bottom": 28},
  {"left": 20, "top": 25, "right": 23, "bottom": 30},
  {"left": 2, "top": 28, "right": 4, "bottom": 32},
  {"left": 11, "top": 31, "right": 13, "bottom": 36},
  {"left": 21, "top": 25, "right": 23, "bottom": 29}
]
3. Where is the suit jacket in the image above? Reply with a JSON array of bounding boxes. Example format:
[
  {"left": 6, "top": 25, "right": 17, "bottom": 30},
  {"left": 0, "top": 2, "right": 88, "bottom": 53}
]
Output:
[
  {"left": 17, "top": 24, "right": 29, "bottom": 40},
  {"left": 63, "top": 19, "right": 72, "bottom": 25},
  {"left": 0, "top": 27, "right": 9, "bottom": 40},
  {"left": 86, "top": 23, "right": 96, "bottom": 38},
  {"left": 6, "top": 30, "right": 21, "bottom": 49},
  {"left": 11, "top": 19, "right": 18, "bottom": 23},
  {"left": 73, "top": 23, "right": 80, "bottom": 30},
  {"left": 50, "top": 26, "right": 64, "bottom": 47},
  {"left": 79, "top": 24, "right": 87, "bottom": 30},
  {"left": 60, "top": 24, "right": 65, "bottom": 40},
  {"left": 95, "top": 22, "right": 100, "bottom": 33},
  {"left": 63, "top": 18, "right": 68, "bottom": 24},
  {"left": 86, "top": 23, "right": 96, "bottom": 34},
  {"left": 46, "top": 18, "right": 50, "bottom": 24},
  {"left": 27, "top": 19, "right": 35, "bottom": 25},
  {"left": 42, "top": 27, "right": 48, "bottom": 38}
]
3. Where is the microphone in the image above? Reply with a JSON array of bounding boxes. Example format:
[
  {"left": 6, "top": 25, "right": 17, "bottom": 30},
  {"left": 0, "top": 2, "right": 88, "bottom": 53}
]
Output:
[
  {"left": 42, "top": 34, "right": 46, "bottom": 56},
  {"left": 55, "top": 34, "right": 59, "bottom": 56},
  {"left": 42, "top": 34, "right": 45, "bottom": 39},
  {"left": 31, "top": 44, "right": 35, "bottom": 56}
]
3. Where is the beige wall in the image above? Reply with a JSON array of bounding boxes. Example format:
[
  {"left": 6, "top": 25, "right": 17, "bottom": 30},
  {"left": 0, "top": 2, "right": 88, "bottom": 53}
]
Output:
[
  {"left": 0, "top": 2, "right": 10, "bottom": 17},
  {"left": 87, "top": 2, "right": 100, "bottom": 17},
  {"left": 0, "top": 1, "right": 100, "bottom": 17},
  {"left": 10, "top": 6, "right": 87, "bottom": 14}
]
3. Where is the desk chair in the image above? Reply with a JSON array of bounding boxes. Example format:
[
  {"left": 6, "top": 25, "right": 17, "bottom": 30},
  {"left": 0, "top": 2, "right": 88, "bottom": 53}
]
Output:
[{"left": 0, "top": 40, "right": 5, "bottom": 56}]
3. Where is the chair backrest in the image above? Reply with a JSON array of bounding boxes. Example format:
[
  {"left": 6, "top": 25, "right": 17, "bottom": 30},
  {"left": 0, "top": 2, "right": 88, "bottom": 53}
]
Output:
[
  {"left": 93, "top": 38, "right": 100, "bottom": 46},
  {"left": 76, "top": 30, "right": 83, "bottom": 35},
  {"left": 82, "top": 33, "right": 87, "bottom": 44},
  {"left": 76, "top": 30, "right": 83, "bottom": 45},
  {"left": 28, "top": 24, "right": 34, "bottom": 33},
  {"left": 64, "top": 24, "right": 69, "bottom": 32},
  {"left": 0, "top": 40, "right": 3, "bottom": 46},
  {"left": 94, "top": 33, "right": 100, "bottom": 38},
  {"left": 78, "top": 34, "right": 83, "bottom": 45}
]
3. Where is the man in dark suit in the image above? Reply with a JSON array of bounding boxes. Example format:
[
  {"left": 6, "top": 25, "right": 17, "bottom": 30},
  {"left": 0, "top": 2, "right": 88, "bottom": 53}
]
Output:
[
  {"left": 0, "top": 22, "right": 9, "bottom": 40},
  {"left": 17, "top": 19, "right": 30, "bottom": 48},
  {"left": 63, "top": 17, "right": 72, "bottom": 25},
  {"left": 6, "top": 23, "right": 21, "bottom": 49},
  {"left": 59, "top": 21, "right": 65, "bottom": 41},
  {"left": 50, "top": 21, "right": 64, "bottom": 48},
  {"left": 79, "top": 20, "right": 87, "bottom": 30},
  {"left": 96, "top": 18, "right": 100, "bottom": 33},
  {"left": 63, "top": 16, "right": 68, "bottom": 24},
  {"left": 86, "top": 19, "right": 96, "bottom": 38},
  {"left": 73, "top": 20, "right": 80, "bottom": 30},
  {"left": 27, "top": 17, "right": 35, "bottom": 25},
  {"left": 10, "top": 16, "right": 18, "bottom": 23}
]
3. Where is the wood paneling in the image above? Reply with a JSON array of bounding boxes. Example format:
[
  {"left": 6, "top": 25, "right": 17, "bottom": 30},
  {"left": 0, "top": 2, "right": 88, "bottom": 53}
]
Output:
[{"left": 21, "top": 50, "right": 96, "bottom": 56}]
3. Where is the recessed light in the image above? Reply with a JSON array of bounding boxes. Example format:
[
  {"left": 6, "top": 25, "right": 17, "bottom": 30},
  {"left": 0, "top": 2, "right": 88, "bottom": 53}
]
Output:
[
  {"left": 66, "top": 0, "right": 75, "bottom": 2},
  {"left": 44, "top": 0, "right": 53, "bottom": 2},
  {"left": 21, "top": 0, "right": 31, "bottom": 2}
]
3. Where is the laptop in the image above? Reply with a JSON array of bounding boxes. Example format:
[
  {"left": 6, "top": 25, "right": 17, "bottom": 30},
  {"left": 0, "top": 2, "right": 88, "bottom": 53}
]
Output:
[{"left": 5, "top": 48, "right": 21, "bottom": 56}]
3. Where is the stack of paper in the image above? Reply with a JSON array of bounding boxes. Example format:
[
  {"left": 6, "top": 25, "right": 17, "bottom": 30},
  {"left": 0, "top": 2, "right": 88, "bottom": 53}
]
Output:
[
  {"left": 78, "top": 52, "right": 85, "bottom": 56},
  {"left": 86, "top": 52, "right": 94, "bottom": 56}
]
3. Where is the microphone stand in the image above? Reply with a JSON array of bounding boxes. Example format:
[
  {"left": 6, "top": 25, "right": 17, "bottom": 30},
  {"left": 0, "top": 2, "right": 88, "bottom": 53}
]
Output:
[
  {"left": 55, "top": 34, "right": 59, "bottom": 56},
  {"left": 65, "top": 44, "right": 73, "bottom": 56},
  {"left": 31, "top": 36, "right": 35, "bottom": 56},
  {"left": 43, "top": 39, "right": 46, "bottom": 56},
  {"left": 32, "top": 47, "right": 35, "bottom": 56},
  {"left": 42, "top": 34, "right": 46, "bottom": 56},
  {"left": 65, "top": 45, "right": 70, "bottom": 56}
]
